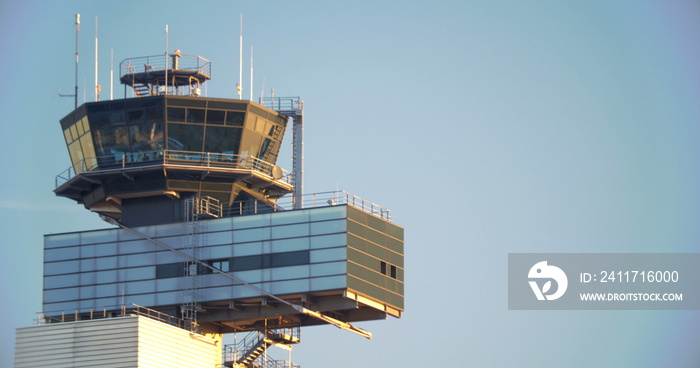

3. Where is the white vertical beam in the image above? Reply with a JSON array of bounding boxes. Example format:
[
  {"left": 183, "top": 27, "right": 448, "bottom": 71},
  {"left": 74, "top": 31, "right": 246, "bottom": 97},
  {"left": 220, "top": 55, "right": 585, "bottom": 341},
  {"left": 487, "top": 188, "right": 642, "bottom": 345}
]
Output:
[
  {"left": 74, "top": 14, "right": 80, "bottom": 109},
  {"left": 110, "top": 48, "right": 114, "bottom": 100},
  {"left": 165, "top": 24, "right": 168, "bottom": 95},
  {"left": 94, "top": 16, "right": 99, "bottom": 101},
  {"left": 250, "top": 46, "right": 254, "bottom": 101}
]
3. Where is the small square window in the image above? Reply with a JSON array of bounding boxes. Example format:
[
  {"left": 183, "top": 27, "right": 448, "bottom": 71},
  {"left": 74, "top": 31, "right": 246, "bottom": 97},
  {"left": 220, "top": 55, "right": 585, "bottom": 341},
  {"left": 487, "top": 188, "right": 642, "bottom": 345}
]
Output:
[
  {"left": 390, "top": 265, "right": 397, "bottom": 279},
  {"left": 211, "top": 259, "right": 230, "bottom": 273},
  {"left": 380, "top": 261, "right": 387, "bottom": 275},
  {"left": 187, "top": 263, "right": 198, "bottom": 276}
]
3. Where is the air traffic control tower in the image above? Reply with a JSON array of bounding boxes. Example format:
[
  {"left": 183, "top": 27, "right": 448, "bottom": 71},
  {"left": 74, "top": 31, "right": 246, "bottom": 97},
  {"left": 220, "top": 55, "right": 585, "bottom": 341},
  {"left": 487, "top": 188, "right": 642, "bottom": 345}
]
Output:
[{"left": 15, "top": 51, "right": 404, "bottom": 367}]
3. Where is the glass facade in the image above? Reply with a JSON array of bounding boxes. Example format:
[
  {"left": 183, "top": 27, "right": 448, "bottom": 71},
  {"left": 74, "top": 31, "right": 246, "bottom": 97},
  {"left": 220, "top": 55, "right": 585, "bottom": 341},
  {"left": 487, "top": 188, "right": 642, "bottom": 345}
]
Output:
[
  {"left": 163, "top": 97, "right": 285, "bottom": 163},
  {"left": 60, "top": 96, "right": 286, "bottom": 171},
  {"left": 43, "top": 205, "right": 404, "bottom": 322},
  {"left": 61, "top": 113, "right": 97, "bottom": 174},
  {"left": 57, "top": 96, "right": 291, "bottom": 213}
]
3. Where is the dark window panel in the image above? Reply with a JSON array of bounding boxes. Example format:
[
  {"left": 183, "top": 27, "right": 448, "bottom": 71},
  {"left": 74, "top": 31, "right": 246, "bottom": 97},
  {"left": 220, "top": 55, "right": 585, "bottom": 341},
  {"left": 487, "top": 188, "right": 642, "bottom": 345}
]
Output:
[
  {"left": 271, "top": 251, "right": 310, "bottom": 268},
  {"left": 231, "top": 255, "right": 262, "bottom": 271},
  {"left": 204, "top": 126, "right": 241, "bottom": 154},
  {"left": 156, "top": 263, "right": 185, "bottom": 279},
  {"left": 167, "top": 107, "right": 186, "bottom": 122},
  {"left": 225, "top": 111, "right": 245, "bottom": 126},
  {"left": 208, "top": 100, "right": 247, "bottom": 110},
  {"left": 167, "top": 123, "right": 203, "bottom": 151},
  {"left": 167, "top": 98, "right": 206, "bottom": 108},
  {"left": 230, "top": 251, "right": 310, "bottom": 271},
  {"left": 207, "top": 110, "right": 226, "bottom": 125},
  {"left": 187, "top": 108, "right": 205, "bottom": 123}
]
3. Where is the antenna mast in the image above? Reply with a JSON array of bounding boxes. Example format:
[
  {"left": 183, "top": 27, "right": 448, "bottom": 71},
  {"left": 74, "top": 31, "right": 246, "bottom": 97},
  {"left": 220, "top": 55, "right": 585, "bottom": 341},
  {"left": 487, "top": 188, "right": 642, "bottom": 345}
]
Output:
[
  {"left": 165, "top": 25, "right": 169, "bottom": 95},
  {"left": 250, "top": 46, "right": 254, "bottom": 101},
  {"left": 110, "top": 48, "right": 114, "bottom": 100},
  {"left": 94, "top": 16, "right": 99, "bottom": 101},
  {"left": 74, "top": 14, "right": 80, "bottom": 108},
  {"left": 238, "top": 14, "right": 243, "bottom": 100}
]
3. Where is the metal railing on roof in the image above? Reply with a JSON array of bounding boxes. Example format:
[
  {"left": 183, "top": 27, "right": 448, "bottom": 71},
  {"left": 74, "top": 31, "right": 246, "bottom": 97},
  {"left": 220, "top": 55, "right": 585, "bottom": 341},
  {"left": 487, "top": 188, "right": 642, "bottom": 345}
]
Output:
[
  {"left": 224, "top": 190, "right": 392, "bottom": 221},
  {"left": 55, "top": 150, "right": 292, "bottom": 188},
  {"left": 258, "top": 97, "right": 303, "bottom": 113},
  {"left": 131, "top": 304, "right": 200, "bottom": 332},
  {"left": 36, "top": 304, "right": 200, "bottom": 332},
  {"left": 120, "top": 54, "right": 211, "bottom": 80}
]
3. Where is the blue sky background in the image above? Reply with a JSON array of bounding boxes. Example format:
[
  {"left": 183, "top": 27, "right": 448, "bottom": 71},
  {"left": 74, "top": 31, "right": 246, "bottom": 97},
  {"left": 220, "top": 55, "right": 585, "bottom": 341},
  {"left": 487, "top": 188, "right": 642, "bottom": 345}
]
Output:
[{"left": 2, "top": 1, "right": 700, "bottom": 367}]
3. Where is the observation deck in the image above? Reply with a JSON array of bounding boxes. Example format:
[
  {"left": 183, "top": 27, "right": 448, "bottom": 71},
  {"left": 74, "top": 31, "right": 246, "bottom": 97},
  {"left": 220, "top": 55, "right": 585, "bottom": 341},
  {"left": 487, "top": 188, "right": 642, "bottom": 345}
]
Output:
[
  {"left": 120, "top": 53, "right": 211, "bottom": 97},
  {"left": 55, "top": 149, "right": 293, "bottom": 218}
]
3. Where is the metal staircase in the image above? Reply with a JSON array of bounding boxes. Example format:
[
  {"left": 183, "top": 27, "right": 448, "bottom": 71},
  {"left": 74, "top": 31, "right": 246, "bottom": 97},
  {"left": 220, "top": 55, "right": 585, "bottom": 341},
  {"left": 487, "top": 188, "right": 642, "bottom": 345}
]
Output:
[
  {"left": 223, "top": 327, "right": 301, "bottom": 368},
  {"left": 132, "top": 83, "right": 152, "bottom": 97}
]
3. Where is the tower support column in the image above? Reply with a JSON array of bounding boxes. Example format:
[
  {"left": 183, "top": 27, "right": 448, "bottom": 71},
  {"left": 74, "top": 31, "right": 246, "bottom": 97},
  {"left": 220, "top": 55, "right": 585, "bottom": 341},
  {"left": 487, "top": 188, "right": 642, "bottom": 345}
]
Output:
[{"left": 292, "top": 113, "right": 304, "bottom": 209}]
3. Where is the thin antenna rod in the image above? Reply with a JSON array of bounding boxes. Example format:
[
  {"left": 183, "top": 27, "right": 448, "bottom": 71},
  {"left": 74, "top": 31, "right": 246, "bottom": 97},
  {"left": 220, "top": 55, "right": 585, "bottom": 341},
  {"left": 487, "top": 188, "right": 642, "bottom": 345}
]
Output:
[
  {"left": 250, "top": 46, "right": 254, "bottom": 101},
  {"left": 94, "top": 16, "right": 99, "bottom": 101},
  {"left": 238, "top": 14, "right": 243, "bottom": 100},
  {"left": 165, "top": 25, "right": 169, "bottom": 95},
  {"left": 74, "top": 14, "right": 80, "bottom": 109},
  {"left": 110, "top": 48, "right": 114, "bottom": 100},
  {"left": 260, "top": 77, "right": 266, "bottom": 102}
]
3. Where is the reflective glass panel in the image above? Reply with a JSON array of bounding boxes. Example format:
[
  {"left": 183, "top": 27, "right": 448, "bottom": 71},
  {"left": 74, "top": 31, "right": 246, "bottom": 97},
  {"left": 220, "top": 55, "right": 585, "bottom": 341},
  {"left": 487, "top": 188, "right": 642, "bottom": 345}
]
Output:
[
  {"left": 144, "top": 106, "right": 164, "bottom": 124},
  {"left": 204, "top": 126, "right": 241, "bottom": 153},
  {"left": 208, "top": 100, "right": 246, "bottom": 110},
  {"left": 79, "top": 133, "right": 97, "bottom": 169},
  {"left": 187, "top": 108, "right": 205, "bottom": 123},
  {"left": 69, "top": 125, "right": 78, "bottom": 142},
  {"left": 207, "top": 110, "right": 226, "bottom": 125},
  {"left": 129, "top": 121, "right": 164, "bottom": 159},
  {"left": 68, "top": 140, "right": 85, "bottom": 173},
  {"left": 167, "top": 123, "right": 203, "bottom": 151},
  {"left": 80, "top": 117, "right": 90, "bottom": 134},
  {"left": 225, "top": 111, "right": 245, "bottom": 126},
  {"left": 167, "top": 107, "right": 186, "bottom": 122},
  {"left": 93, "top": 125, "right": 131, "bottom": 165}
]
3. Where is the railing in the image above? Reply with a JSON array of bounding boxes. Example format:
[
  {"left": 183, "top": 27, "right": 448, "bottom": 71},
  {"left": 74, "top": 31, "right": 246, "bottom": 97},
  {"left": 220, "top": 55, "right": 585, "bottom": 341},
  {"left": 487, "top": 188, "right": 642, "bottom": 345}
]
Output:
[
  {"left": 131, "top": 304, "right": 200, "bottom": 331},
  {"left": 223, "top": 330, "right": 260, "bottom": 364},
  {"left": 37, "top": 304, "right": 201, "bottom": 332},
  {"left": 164, "top": 150, "right": 291, "bottom": 183},
  {"left": 264, "top": 360, "right": 300, "bottom": 368},
  {"left": 37, "top": 304, "right": 127, "bottom": 325},
  {"left": 55, "top": 156, "right": 391, "bottom": 221},
  {"left": 259, "top": 97, "right": 303, "bottom": 113},
  {"left": 193, "top": 196, "right": 223, "bottom": 218},
  {"left": 120, "top": 54, "right": 211, "bottom": 80},
  {"left": 55, "top": 150, "right": 292, "bottom": 188},
  {"left": 223, "top": 190, "right": 391, "bottom": 221}
]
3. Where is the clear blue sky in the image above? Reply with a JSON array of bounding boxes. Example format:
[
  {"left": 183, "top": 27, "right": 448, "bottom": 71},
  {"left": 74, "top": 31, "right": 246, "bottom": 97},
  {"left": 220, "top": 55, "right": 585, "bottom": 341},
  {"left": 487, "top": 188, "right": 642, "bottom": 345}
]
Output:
[{"left": 2, "top": 1, "right": 700, "bottom": 367}]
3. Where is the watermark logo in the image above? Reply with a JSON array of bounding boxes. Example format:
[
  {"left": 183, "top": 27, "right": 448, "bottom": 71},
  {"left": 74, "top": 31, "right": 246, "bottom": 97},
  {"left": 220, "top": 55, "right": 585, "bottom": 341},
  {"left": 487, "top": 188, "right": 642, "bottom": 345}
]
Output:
[
  {"left": 528, "top": 261, "right": 568, "bottom": 301},
  {"left": 510, "top": 253, "right": 697, "bottom": 310}
]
